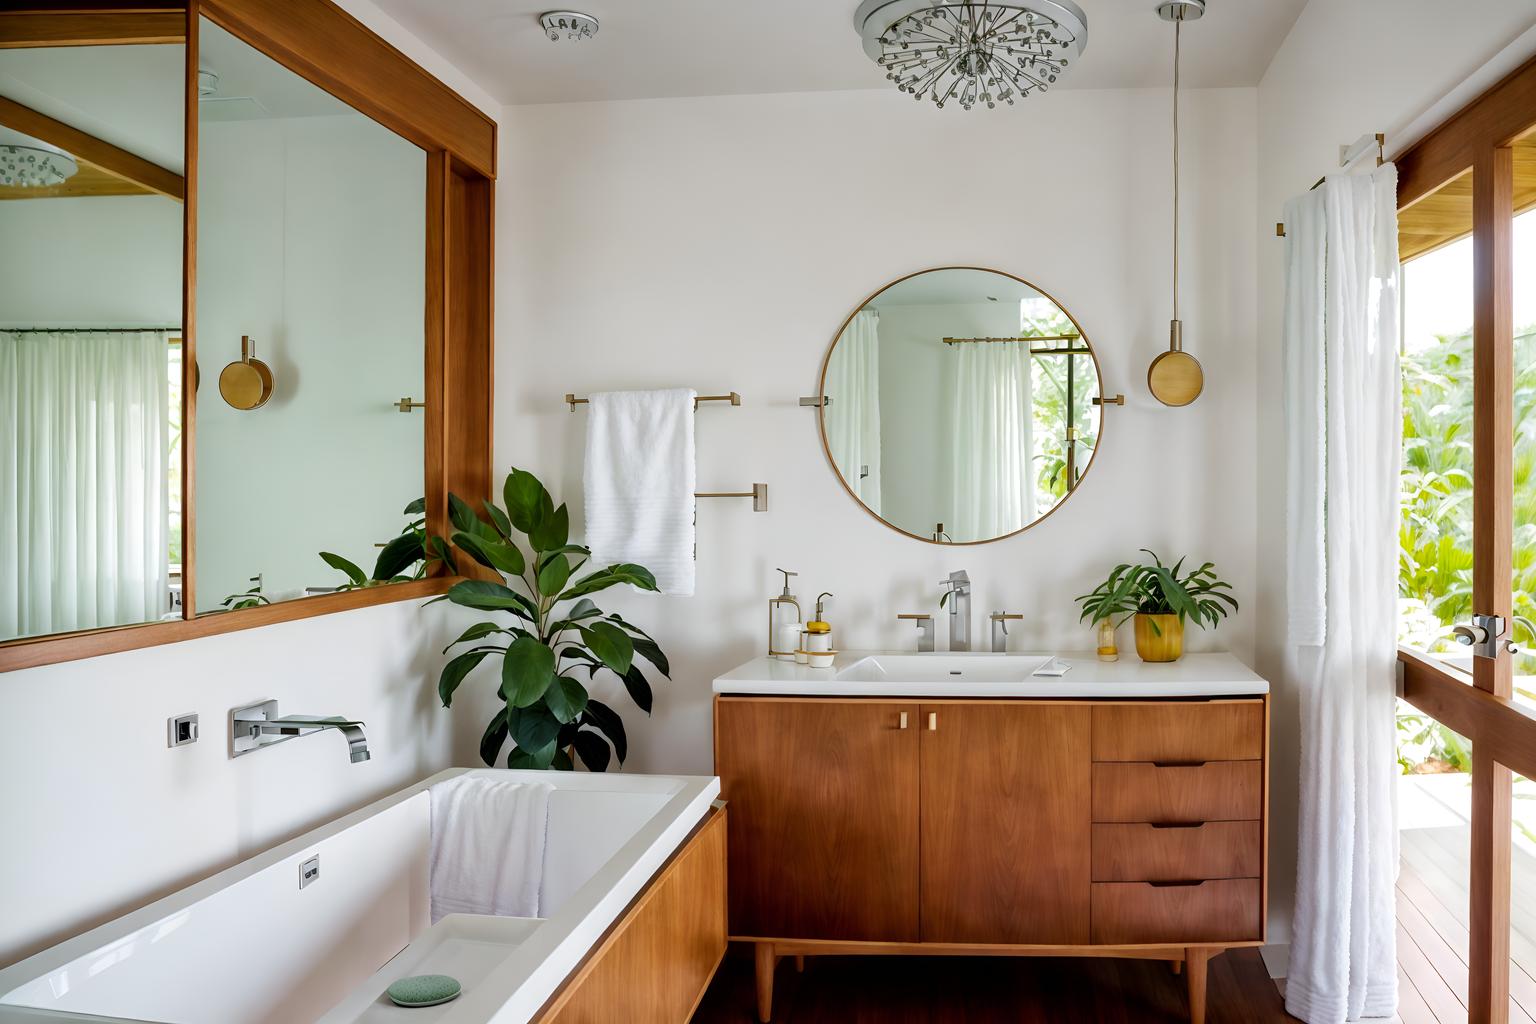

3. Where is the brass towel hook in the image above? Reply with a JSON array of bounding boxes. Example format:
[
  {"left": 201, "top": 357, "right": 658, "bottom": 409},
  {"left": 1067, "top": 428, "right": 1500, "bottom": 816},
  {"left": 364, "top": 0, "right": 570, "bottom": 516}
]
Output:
[{"left": 395, "top": 397, "right": 427, "bottom": 413}]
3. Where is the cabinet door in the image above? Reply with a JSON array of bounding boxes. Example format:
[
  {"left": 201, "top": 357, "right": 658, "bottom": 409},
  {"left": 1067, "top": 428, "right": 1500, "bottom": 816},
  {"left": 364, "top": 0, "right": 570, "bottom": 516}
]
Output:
[
  {"left": 714, "top": 697, "right": 919, "bottom": 941},
  {"left": 919, "top": 702, "right": 1091, "bottom": 944}
]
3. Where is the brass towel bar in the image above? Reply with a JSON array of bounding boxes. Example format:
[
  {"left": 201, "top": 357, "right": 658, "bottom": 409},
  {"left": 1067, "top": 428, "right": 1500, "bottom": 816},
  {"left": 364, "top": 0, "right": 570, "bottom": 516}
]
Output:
[
  {"left": 697, "top": 483, "right": 769, "bottom": 512},
  {"left": 565, "top": 391, "right": 741, "bottom": 411}
]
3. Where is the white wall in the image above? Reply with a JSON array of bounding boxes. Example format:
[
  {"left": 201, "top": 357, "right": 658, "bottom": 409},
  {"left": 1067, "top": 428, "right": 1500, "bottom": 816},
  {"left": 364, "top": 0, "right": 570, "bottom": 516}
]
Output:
[
  {"left": 0, "top": 195, "right": 181, "bottom": 327},
  {"left": 0, "top": 0, "right": 492, "bottom": 970},
  {"left": 194, "top": 113, "right": 425, "bottom": 607},
  {"left": 483, "top": 86, "right": 1259, "bottom": 779},
  {"left": 1255, "top": 0, "right": 1536, "bottom": 952}
]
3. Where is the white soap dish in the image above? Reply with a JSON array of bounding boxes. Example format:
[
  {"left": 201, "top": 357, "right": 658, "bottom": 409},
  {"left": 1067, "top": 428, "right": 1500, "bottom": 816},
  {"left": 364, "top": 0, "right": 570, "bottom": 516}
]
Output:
[{"left": 1031, "top": 657, "right": 1071, "bottom": 677}]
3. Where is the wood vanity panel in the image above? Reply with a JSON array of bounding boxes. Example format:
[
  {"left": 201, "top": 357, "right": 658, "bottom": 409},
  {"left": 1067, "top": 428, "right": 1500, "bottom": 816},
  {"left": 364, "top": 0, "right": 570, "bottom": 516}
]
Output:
[
  {"left": 1091, "top": 821, "right": 1261, "bottom": 882},
  {"left": 1091, "top": 701, "right": 1264, "bottom": 763},
  {"left": 714, "top": 698, "right": 920, "bottom": 941},
  {"left": 1090, "top": 879, "right": 1262, "bottom": 945},
  {"left": 918, "top": 703, "right": 1091, "bottom": 944},
  {"left": 1092, "top": 761, "right": 1263, "bottom": 824},
  {"left": 535, "top": 807, "right": 727, "bottom": 1024}
]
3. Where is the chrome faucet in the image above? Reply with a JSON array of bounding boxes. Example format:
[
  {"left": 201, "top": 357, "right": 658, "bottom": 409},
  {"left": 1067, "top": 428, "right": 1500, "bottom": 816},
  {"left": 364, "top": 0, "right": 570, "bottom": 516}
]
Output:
[
  {"left": 897, "top": 613, "right": 936, "bottom": 652},
  {"left": 229, "top": 699, "right": 370, "bottom": 763},
  {"left": 939, "top": 570, "right": 971, "bottom": 651},
  {"left": 990, "top": 612, "right": 1024, "bottom": 653}
]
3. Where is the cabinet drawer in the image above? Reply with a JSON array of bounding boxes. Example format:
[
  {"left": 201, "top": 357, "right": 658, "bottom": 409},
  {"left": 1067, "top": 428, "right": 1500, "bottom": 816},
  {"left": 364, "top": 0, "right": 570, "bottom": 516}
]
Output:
[
  {"left": 1092, "top": 761, "right": 1262, "bottom": 823},
  {"left": 1091, "top": 821, "right": 1261, "bottom": 881},
  {"left": 1092, "top": 702, "right": 1263, "bottom": 763},
  {"left": 1091, "top": 878, "right": 1261, "bottom": 944}
]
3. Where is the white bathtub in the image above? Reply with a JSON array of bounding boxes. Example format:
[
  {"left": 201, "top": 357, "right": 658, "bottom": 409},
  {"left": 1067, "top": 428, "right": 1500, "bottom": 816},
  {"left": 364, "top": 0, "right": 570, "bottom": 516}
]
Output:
[{"left": 0, "top": 769, "right": 720, "bottom": 1024}]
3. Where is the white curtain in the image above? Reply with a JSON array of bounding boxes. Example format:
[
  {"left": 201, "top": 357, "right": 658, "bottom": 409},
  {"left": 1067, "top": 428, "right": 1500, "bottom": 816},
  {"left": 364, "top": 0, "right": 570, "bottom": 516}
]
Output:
[
  {"left": 824, "top": 310, "right": 883, "bottom": 514},
  {"left": 0, "top": 330, "right": 170, "bottom": 638},
  {"left": 1282, "top": 164, "right": 1401, "bottom": 1023},
  {"left": 949, "top": 341, "right": 1034, "bottom": 540}
]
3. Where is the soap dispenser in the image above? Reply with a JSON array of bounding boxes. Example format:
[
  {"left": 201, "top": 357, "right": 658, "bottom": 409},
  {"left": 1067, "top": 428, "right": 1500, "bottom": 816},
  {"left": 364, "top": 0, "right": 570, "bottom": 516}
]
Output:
[
  {"left": 768, "top": 569, "right": 802, "bottom": 660},
  {"left": 806, "top": 593, "right": 834, "bottom": 652}
]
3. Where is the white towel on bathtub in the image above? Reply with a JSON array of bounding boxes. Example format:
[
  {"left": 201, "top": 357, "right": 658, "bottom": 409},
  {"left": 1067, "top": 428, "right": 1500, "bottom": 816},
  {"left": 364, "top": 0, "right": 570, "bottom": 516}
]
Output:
[
  {"left": 582, "top": 387, "right": 696, "bottom": 596},
  {"left": 429, "top": 776, "right": 554, "bottom": 924}
]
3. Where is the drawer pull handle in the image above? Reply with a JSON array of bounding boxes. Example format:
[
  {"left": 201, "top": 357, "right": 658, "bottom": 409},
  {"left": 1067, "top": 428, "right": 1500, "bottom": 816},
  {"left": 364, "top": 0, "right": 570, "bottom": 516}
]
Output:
[
  {"left": 1151, "top": 760, "right": 1208, "bottom": 768},
  {"left": 1149, "top": 822, "right": 1206, "bottom": 830},
  {"left": 899, "top": 712, "right": 908, "bottom": 730},
  {"left": 1147, "top": 880, "right": 1207, "bottom": 888},
  {"left": 928, "top": 712, "right": 937, "bottom": 731}
]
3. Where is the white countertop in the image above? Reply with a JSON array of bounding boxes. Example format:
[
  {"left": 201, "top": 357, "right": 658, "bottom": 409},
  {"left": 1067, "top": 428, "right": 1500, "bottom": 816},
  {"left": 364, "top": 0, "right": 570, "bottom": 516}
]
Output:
[{"left": 712, "top": 651, "right": 1268, "bottom": 698}]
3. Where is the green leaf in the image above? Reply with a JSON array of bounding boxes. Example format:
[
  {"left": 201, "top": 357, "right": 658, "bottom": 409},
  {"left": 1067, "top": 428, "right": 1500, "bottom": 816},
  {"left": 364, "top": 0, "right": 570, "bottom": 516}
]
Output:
[
  {"left": 438, "top": 648, "right": 492, "bottom": 707},
  {"left": 559, "top": 563, "right": 658, "bottom": 601},
  {"left": 537, "top": 554, "right": 572, "bottom": 596},
  {"left": 581, "top": 621, "right": 633, "bottom": 675},
  {"left": 446, "top": 580, "right": 535, "bottom": 619},
  {"left": 501, "top": 636, "right": 556, "bottom": 708},
  {"left": 482, "top": 501, "right": 513, "bottom": 539},
  {"left": 320, "top": 551, "right": 368, "bottom": 587},
  {"left": 426, "top": 535, "right": 459, "bottom": 575},
  {"left": 529, "top": 503, "right": 570, "bottom": 553},
  {"left": 583, "top": 699, "right": 628, "bottom": 763},
  {"left": 443, "top": 621, "right": 503, "bottom": 654},
  {"left": 573, "top": 729, "right": 612, "bottom": 772},
  {"left": 620, "top": 662, "right": 653, "bottom": 714},
  {"left": 373, "top": 533, "right": 424, "bottom": 581},
  {"left": 453, "top": 531, "right": 526, "bottom": 576},
  {"left": 403, "top": 496, "right": 427, "bottom": 516},
  {"left": 507, "top": 740, "right": 557, "bottom": 770},
  {"left": 504, "top": 468, "right": 547, "bottom": 534},
  {"left": 478, "top": 706, "right": 508, "bottom": 767},
  {"left": 551, "top": 747, "right": 575, "bottom": 771},
  {"left": 629, "top": 635, "right": 671, "bottom": 678},
  {"left": 508, "top": 704, "right": 562, "bottom": 752},
  {"left": 545, "top": 675, "right": 589, "bottom": 723}
]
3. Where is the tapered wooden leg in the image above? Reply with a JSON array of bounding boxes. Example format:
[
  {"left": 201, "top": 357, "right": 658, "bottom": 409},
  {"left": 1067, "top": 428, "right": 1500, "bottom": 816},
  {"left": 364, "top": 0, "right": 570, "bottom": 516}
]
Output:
[
  {"left": 1185, "top": 947, "right": 1211, "bottom": 1024},
  {"left": 795, "top": 955, "right": 805, "bottom": 973},
  {"left": 754, "top": 942, "right": 775, "bottom": 1023},
  {"left": 1171, "top": 959, "right": 1182, "bottom": 975}
]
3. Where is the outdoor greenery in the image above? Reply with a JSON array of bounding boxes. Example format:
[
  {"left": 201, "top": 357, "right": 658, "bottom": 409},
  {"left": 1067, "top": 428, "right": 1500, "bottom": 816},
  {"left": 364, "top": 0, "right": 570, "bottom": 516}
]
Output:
[
  {"left": 1033, "top": 348, "right": 1098, "bottom": 503},
  {"left": 1074, "top": 550, "right": 1239, "bottom": 633},
  {"left": 430, "top": 468, "right": 668, "bottom": 771}
]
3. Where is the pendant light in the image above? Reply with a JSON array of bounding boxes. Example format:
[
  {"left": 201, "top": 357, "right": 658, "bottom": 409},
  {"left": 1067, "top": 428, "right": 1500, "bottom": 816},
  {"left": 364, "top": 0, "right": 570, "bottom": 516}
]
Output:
[{"left": 1147, "top": 0, "right": 1205, "bottom": 407}]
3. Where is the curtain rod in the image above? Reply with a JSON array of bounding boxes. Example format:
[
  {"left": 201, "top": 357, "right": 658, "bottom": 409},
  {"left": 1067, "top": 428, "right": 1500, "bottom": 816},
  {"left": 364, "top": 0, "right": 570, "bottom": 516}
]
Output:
[
  {"left": 3, "top": 327, "right": 180, "bottom": 333},
  {"left": 1276, "top": 132, "right": 1384, "bottom": 237}
]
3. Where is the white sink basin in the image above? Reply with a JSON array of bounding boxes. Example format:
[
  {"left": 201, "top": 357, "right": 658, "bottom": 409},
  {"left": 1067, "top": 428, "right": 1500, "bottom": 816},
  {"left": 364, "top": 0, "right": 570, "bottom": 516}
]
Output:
[{"left": 836, "top": 653, "right": 1054, "bottom": 684}]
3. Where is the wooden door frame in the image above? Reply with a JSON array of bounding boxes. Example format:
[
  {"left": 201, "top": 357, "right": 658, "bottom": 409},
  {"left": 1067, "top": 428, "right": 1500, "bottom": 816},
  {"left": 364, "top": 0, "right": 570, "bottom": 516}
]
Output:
[
  {"left": 1395, "top": 49, "right": 1536, "bottom": 1024},
  {"left": 0, "top": 0, "right": 495, "bottom": 673}
]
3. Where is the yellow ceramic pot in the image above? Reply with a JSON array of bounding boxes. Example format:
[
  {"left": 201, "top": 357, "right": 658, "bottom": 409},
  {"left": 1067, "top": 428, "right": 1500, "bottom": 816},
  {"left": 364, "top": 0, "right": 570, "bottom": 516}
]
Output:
[{"left": 1134, "top": 613, "right": 1184, "bottom": 662}]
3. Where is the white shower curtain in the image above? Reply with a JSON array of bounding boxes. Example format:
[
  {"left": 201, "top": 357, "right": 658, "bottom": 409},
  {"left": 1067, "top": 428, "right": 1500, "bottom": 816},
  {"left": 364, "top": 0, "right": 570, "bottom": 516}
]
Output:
[
  {"left": 0, "top": 330, "right": 170, "bottom": 638},
  {"left": 949, "top": 341, "right": 1034, "bottom": 540},
  {"left": 1282, "top": 165, "right": 1401, "bottom": 1024},
  {"left": 824, "top": 310, "right": 883, "bottom": 513}
]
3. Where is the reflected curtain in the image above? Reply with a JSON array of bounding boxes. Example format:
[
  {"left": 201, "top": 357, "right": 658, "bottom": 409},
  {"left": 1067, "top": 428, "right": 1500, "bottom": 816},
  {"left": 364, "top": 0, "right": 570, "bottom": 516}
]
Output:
[
  {"left": 1282, "top": 164, "right": 1400, "bottom": 1024},
  {"left": 949, "top": 341, "right": 1034, "bottom": 540},
  {"left": 825, "top": 310, "right": 883, "bottom": 514},
  {"left": 0, "top": 330, "right": 170, "bottom": 638}
]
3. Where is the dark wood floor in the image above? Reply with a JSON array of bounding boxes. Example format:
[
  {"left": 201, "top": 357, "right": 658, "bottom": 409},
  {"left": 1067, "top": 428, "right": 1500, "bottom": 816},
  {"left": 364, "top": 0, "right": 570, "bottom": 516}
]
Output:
[{"left": 692, "top": 947, "right": 1297, "bottom": 1023}]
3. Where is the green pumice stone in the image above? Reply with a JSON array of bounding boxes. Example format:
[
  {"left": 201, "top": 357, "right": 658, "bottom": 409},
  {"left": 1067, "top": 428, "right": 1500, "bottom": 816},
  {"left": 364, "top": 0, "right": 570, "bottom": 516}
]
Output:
[{"left": 385, "top": 974, "right": 462, "bottom": 1008}]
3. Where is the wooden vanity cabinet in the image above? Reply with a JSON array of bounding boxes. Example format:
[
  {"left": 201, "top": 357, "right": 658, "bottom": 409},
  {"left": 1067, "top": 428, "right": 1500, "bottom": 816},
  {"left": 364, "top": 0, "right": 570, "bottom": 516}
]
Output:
[{"left": 714, "top": 694, "right": 1269, "bottom": 1024}]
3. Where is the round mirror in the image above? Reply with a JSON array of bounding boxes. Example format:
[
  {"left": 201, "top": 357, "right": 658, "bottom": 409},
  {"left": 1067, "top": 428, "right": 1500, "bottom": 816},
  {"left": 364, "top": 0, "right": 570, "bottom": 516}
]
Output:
[{"left": 818, "top": 267, "right": 1103, "bottom": 544}]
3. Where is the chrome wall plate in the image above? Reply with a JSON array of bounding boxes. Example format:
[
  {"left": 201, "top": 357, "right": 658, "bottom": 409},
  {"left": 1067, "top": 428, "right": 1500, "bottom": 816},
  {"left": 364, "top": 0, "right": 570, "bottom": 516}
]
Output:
[
  {"left": 299, "top": 855, "right": 319, "bottom": 889},
  {"left": 167, "top": 713, "right": 199, "bottom": 748},
  {"left": 229, "top": 698, "right": 281, "bottom": 758}
]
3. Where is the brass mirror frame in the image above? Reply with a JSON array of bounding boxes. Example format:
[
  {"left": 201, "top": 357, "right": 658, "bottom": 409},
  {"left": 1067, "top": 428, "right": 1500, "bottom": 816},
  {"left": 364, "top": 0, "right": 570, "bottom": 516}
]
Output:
[
  {"left": 0, "top": 0, "right": 496, "bottom": 672},
  {"left": 815, "top": 266, "right": 1107, "bottom": 546}
]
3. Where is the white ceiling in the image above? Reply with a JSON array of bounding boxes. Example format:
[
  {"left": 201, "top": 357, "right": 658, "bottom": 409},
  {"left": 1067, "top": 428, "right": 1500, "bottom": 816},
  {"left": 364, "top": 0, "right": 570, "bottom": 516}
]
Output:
[{"left": 373, "top": 0, "right": 1309, "bottom": 105}]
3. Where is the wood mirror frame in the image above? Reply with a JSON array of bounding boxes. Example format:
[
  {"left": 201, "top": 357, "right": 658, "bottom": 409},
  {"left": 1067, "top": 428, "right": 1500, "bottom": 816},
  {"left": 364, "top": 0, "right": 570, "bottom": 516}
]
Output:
[{"left": 0, "top": 1, "right": 495, "bottom": 672}]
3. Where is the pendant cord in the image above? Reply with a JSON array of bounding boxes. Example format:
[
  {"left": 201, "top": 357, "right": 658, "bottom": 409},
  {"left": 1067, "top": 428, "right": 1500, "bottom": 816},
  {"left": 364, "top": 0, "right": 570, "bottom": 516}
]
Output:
[{"left": 1172, "top": 17, "right": 1181, "bottom": 324}]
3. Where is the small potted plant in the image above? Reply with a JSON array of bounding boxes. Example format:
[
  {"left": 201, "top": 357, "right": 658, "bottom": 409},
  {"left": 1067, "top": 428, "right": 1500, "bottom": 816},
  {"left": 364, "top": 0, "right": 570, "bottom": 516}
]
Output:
[{"left": 1074, "top": 550, "right": 1237, "bottom": 662}]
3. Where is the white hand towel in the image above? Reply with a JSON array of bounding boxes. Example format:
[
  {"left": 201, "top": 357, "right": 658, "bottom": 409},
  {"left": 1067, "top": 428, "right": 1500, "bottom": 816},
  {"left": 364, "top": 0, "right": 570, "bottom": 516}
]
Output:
[
  {"left": 583, "top": 388, "right": 696, "bottom": 596},
  {"left": 429, "top": 776, "right": 554, "bottom": 924}
]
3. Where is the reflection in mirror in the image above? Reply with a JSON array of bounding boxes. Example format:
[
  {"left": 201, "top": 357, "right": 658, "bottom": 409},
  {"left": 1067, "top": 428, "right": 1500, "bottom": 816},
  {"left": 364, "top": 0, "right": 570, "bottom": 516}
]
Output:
[
  {"left": 820, "top": 268, "right": 1101, "bottom": 544},
  {"left": 194, "top": 18, "right": 425, "bottom": 613},
  {"left": 0, "top": 41, "right": 186, "bottom": 641}
]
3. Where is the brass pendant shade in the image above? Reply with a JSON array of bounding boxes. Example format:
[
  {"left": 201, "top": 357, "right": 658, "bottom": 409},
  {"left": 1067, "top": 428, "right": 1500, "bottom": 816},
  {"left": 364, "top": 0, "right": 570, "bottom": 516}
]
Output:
[
  {"left": 1148, "top": 0, "right": 1205, "bottom": 408},
  {"left": 219, "top": 335, "right": 274, "bottom": 410}
]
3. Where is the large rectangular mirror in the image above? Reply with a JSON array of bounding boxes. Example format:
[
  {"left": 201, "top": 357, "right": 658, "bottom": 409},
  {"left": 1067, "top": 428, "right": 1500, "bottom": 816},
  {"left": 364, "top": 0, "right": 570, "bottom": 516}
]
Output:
[
  {"left": 0, "top": 39, "right": 186, "bottom": 642},
  {"left": 193, "top": 17, "right": 426, "bottom": 614}
]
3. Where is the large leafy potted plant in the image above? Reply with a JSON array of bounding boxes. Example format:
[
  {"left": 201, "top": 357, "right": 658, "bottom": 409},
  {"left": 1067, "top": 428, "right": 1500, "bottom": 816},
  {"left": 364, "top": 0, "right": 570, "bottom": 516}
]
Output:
[
  {"left": 431, "top": 468, "right": 668, "bottom": 770},
  {"left": 1074, "top": 550, "right": 1238, "bottom": 662}
]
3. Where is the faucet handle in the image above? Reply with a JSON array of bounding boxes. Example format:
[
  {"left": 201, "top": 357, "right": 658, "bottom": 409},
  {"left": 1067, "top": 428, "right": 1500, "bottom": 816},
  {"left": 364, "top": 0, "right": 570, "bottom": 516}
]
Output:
[{"left": 897, "top": 613, "right": 934, "bottom": 622}]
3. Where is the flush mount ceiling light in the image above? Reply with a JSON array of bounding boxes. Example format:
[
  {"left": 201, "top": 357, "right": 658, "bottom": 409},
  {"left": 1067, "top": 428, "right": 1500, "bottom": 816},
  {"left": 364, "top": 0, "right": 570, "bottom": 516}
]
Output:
[
  {"left": 540, "top": 10, "right": 598, "bottom": 41},
  {"left": 0, "top": 138, "right": 78, "bottom": 189},
  {"left": 854, "top": 0, "right": 1088, "bottom": 110}
]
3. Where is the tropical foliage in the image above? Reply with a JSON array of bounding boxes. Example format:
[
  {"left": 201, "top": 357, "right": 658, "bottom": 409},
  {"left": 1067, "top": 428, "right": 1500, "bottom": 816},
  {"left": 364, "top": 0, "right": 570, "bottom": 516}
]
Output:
[
  {"left": 430, "top": 468, "right": 668, "bottom": 771},
  {"left": 1075, "top": 550, "right": 1239, "bottom": 632},
  {"left": 320, "top": 497, "right": 456, "bottom": 591},
  {"left": 1032, "top": 348, "right": 1098, "bottom": 503}
]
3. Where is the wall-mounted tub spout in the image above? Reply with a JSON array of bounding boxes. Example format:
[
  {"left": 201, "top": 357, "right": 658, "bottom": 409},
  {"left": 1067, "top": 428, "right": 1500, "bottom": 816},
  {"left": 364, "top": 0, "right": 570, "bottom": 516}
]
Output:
[{"left": 229, "top": 699, "right": 370, "bottom": 763}]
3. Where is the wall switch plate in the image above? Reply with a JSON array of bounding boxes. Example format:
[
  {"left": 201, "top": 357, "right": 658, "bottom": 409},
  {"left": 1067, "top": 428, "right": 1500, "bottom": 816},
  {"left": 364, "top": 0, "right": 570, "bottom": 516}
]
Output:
[
  {"left": 167, "top": 713, "right": 199, "bottom": 747},
  {"left": 299, "top": 855, "right": 320, "bottom": 889}
]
